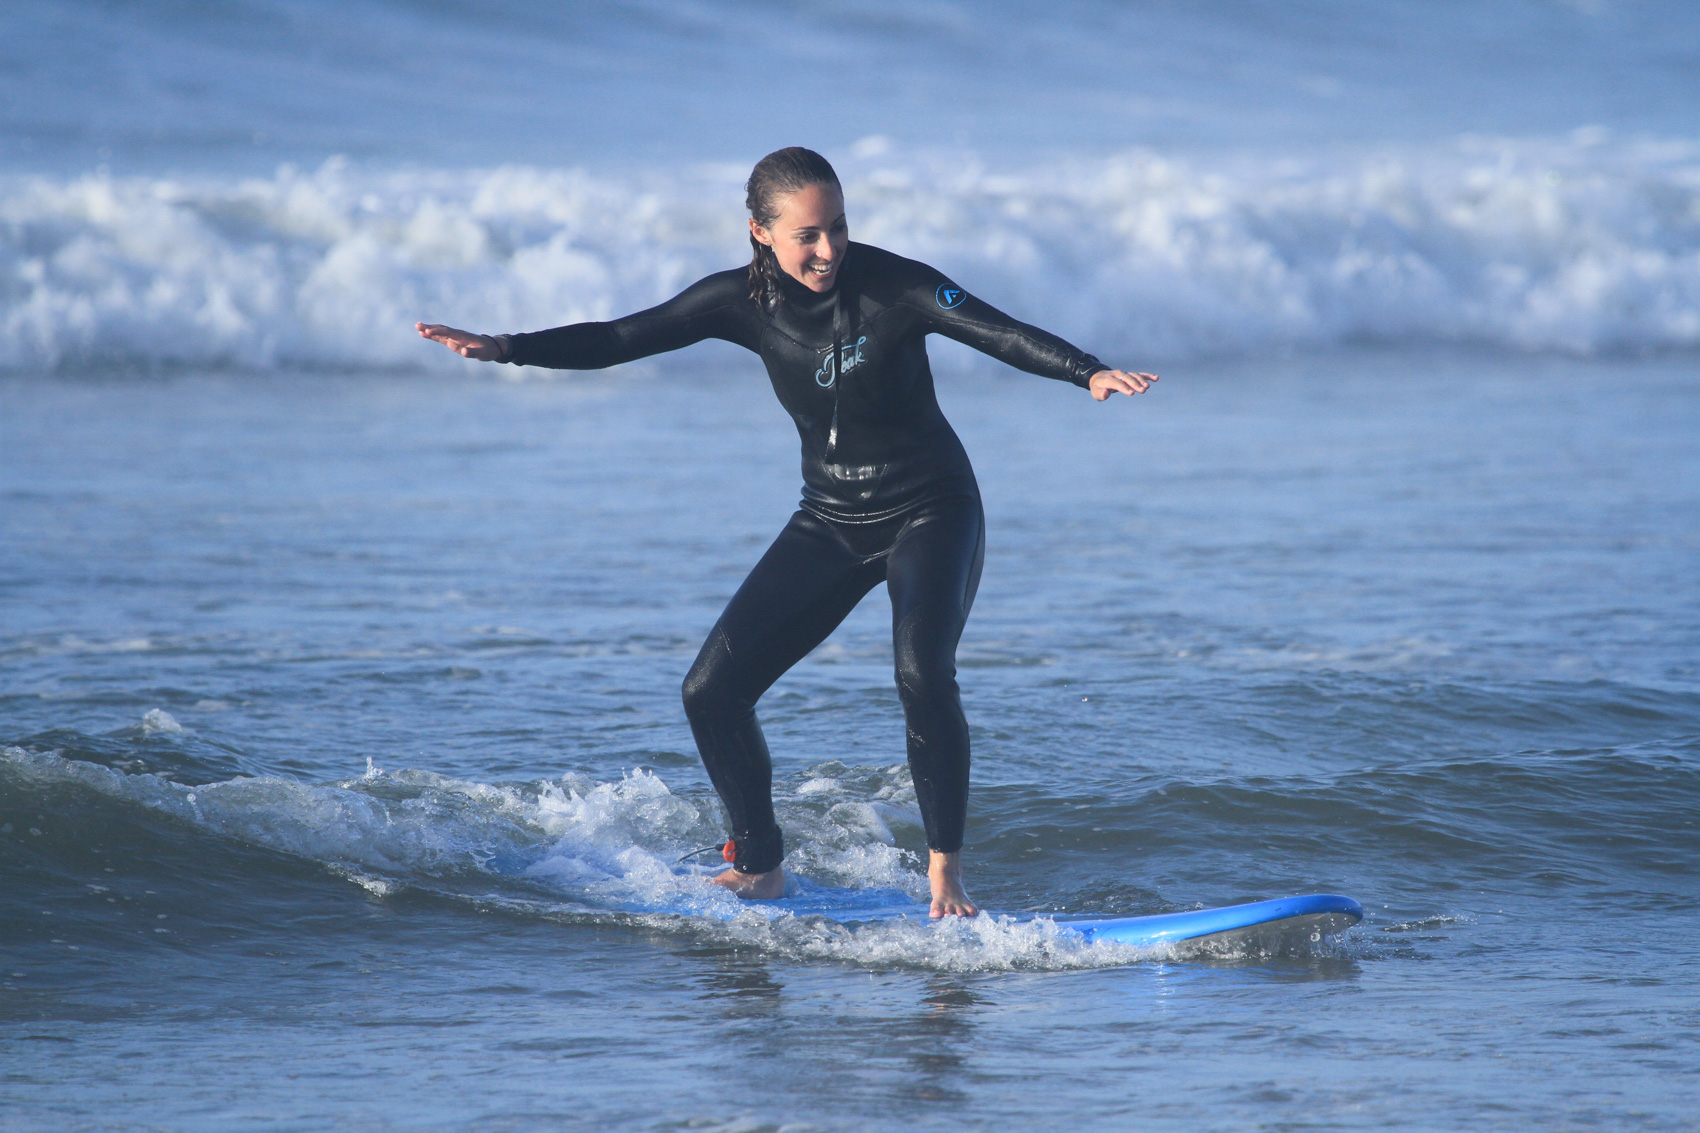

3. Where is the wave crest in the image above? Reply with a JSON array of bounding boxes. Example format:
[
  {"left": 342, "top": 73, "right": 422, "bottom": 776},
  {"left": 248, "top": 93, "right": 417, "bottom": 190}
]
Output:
[{"left": 6, "top": 137, "right": 1700, "bottom": 371}]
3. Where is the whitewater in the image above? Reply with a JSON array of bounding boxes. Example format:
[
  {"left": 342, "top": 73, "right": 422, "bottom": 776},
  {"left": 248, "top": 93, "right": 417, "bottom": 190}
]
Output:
[{"left": 7, "top": 135, "right": 1700, "bottom": 372}]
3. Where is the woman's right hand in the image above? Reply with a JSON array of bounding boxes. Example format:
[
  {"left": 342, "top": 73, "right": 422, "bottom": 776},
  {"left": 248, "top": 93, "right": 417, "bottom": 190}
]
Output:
[{"left": 416, "top": 322, "right": 503, "bottom": 361}]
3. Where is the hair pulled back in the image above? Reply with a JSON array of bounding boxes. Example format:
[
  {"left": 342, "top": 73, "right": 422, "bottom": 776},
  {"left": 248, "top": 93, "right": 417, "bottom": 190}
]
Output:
[{"left": 745, "top": 147, "right": 841, "bottom": 309}]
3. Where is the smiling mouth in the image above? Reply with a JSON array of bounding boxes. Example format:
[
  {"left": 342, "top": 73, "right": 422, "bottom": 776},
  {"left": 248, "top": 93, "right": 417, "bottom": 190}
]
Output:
[{"left": 808, "top": 262, "right": 835, "bottom": 276}]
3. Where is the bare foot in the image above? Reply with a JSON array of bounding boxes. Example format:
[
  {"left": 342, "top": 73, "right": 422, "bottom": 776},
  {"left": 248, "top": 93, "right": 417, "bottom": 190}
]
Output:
[
  {"left": 708, "top": 864, "right": 786, "bottom": 900},
  {"left": 928, "top": 850, "right": 978, "bottom": 918}
]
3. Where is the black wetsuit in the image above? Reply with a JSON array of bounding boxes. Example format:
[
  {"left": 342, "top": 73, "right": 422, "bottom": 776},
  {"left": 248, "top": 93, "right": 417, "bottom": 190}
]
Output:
[{"left": 505, "top": 242, "right": 1105, "bottom": 873}]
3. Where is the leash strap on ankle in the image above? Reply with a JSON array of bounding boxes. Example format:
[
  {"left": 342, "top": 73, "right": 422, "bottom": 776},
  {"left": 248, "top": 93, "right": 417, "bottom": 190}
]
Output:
[{"left": 674, "top": 839, "right": 742, "bottom": 866}]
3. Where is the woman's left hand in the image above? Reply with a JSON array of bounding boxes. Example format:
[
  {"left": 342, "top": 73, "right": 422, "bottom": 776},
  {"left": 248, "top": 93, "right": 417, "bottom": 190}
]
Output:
[{"left": 1088, "top": 369, "right": 1159, "bottom": 401}]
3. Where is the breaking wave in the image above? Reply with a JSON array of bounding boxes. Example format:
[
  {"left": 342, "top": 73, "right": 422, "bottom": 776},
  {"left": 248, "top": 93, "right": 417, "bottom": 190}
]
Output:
[
  {"left": 5, "top": 133, "right": 1700, "bottom": 372},
  {"left": 0, "top": 744, "right": 1172, "bottom": 972}
]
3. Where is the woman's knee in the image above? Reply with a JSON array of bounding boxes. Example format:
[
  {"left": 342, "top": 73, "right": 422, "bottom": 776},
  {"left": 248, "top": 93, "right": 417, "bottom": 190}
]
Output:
[
  {"left": 894, "top": 650, "right": 959, "bottom": 710},
  {"left": 681, "top": 660, "right": 732, "bottom": 723},
  {"left": 680, "top": 664, "right": 712, "bottom": 720},
  {"left": 682, "top": 630, "right": 751, "bottom": 722}
]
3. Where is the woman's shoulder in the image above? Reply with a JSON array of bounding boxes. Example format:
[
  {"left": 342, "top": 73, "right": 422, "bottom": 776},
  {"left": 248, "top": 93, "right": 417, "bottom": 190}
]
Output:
[
  {"left": 848, "top": 243, "right": 949, "bottom": 302},
  {"left": 850, "top": 242, "right": 936, "bottom": 277},
  {"left": 680, "top": 266, "right": 753, "bottom": 303},
  {"left": 645, "top": 266, "right": 757, "bottom": 321}
]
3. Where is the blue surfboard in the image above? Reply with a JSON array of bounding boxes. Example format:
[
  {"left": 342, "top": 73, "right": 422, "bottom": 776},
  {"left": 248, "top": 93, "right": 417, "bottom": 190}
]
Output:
[
  {"left": 1059, "top": 893, "right": 1363, "bottom": 948},
  {"left": 488, "top": 853, "right": 1363, "bottom": 951},
  {"left": 760, "top": 880, "right": 1363, "bottom": 950}
]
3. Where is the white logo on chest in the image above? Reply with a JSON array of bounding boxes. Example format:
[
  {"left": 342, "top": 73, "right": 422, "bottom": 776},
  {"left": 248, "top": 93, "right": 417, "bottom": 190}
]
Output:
[{"left": 814, "top": 336, "right": 868, "bottom": 388}]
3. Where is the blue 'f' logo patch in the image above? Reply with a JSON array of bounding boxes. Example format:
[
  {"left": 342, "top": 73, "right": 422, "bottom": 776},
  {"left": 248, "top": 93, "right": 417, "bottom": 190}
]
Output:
[{"left": 935, "top": 284, "right": 966, "bottom": 310}]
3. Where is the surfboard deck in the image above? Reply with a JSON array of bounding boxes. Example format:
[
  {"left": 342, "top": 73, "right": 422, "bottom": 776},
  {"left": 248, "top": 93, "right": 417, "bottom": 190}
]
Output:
[
  {"left": 486, "top": 853, "right": 1364, "bottom": 950},
  {"left": 764, "top": 881, "right": 1363, "bottom": 949}
]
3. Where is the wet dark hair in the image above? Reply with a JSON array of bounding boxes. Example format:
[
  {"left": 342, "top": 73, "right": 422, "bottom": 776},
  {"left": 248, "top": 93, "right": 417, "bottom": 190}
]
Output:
[{"left": 745, "top": 147, "right": 842, "bottom": 309}]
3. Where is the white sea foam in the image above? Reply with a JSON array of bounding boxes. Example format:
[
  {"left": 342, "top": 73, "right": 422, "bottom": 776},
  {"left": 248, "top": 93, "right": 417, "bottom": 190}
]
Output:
[
  {"left": 5, "top": 136, "right": 1700, "bottom": 373},
  {"left": 5, "top": 744, "right": 1178, "bottom": 969},
  {"left": 140, "top": 708, "right": 186, "bottom": 736}
]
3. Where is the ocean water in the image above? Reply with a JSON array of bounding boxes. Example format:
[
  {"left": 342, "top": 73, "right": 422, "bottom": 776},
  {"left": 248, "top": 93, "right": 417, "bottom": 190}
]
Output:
[{"left": 5, "top": 3, "right": 1700, "bottom": 1131}]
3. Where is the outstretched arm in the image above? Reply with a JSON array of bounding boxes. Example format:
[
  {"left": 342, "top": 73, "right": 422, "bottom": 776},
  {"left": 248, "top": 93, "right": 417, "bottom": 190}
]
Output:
[
  {"left": 415, "top": 270, "right": 754, "bottom": 370},
  {"left": 913, "top": 264, "right": 1156, "bottom": 398}
]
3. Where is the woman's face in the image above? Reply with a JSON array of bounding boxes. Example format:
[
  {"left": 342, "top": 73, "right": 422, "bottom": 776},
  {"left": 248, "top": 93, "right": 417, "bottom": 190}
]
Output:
[{"left": 750, "top": 182, "right": 848, "bottom": 293}]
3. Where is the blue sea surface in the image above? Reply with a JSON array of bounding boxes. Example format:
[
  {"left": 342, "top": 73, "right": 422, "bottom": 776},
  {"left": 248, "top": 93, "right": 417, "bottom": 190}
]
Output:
[{"left": 4, "top": 3, "right": 1700, "bottom": 1130}]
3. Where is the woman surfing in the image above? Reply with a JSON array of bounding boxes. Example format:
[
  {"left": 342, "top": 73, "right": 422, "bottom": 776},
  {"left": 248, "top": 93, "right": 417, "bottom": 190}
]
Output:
[{"left": 418, "top": 147, "right": 1156, "bottom": 917}]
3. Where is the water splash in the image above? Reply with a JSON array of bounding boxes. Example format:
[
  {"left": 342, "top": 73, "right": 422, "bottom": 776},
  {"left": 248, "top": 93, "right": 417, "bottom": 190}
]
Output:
[{"left": 1, "top": 744, "right": 1340, "bottom": 971}]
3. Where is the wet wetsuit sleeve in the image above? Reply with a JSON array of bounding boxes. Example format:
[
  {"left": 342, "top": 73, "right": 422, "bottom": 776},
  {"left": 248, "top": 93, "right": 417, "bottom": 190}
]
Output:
[
  {"left": 503, "top": 270, "right": 756, "bottom": 368},
  {"left": 907, "top": 265, "right": 1106, "bottom": 389}
]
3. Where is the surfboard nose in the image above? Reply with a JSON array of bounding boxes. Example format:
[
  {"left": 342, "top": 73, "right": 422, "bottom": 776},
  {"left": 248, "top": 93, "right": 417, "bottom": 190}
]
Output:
[{"left": 1064, "top": 893, "right": 1364, "bottom": 948}]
